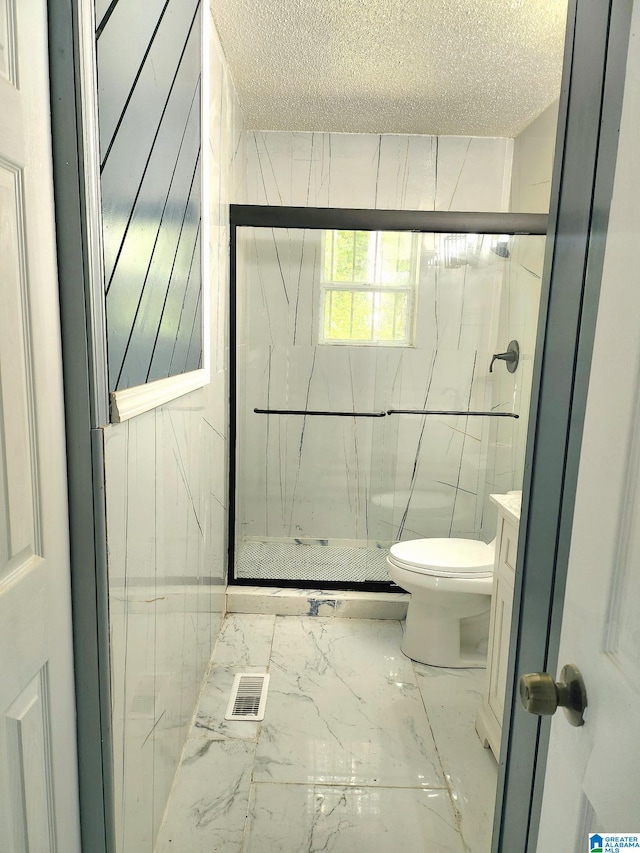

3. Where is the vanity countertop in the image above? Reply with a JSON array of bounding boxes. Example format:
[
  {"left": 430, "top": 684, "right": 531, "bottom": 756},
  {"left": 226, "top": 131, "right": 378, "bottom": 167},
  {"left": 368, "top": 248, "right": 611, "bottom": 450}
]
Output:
[{"left": 490, "top": 491, "right": 522, "bottom": 524}]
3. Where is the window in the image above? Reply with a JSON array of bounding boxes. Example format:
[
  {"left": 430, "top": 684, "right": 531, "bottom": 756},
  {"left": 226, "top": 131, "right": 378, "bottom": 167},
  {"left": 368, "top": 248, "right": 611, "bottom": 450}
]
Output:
[{"left": 320, "top": 230, "right": 419, "bottom": 346}]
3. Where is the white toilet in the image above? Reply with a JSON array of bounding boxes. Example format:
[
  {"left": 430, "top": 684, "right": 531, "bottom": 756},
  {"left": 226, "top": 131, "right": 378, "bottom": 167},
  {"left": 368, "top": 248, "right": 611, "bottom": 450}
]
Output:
[{"left": 387, "top": 537, "right": 495, "bottom": 668}]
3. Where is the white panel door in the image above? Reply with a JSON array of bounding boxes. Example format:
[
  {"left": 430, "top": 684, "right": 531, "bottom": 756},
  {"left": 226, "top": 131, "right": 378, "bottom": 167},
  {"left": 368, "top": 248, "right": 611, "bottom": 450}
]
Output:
[
  {"left": 0, "top": 0, "right": 81, "bottom": 850},
  {"left": 536, "top": 2, "right": 640, "bottom": 847}
]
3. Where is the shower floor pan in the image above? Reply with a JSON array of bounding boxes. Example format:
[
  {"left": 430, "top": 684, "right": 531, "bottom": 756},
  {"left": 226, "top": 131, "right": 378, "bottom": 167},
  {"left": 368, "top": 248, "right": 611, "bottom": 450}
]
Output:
[{"left": 235, "top": 541, "right": 391, "bottom": 584}]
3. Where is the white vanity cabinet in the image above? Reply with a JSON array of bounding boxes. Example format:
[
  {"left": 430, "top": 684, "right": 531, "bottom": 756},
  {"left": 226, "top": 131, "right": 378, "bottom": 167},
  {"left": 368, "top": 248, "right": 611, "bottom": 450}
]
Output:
[{"left": 475, "top": 493, "right": 521, "bottom": 760}]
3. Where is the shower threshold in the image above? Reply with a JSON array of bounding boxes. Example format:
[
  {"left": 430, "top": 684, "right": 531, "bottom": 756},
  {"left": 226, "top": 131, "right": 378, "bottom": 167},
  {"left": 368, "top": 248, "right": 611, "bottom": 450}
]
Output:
[{"left": 226, "top": 585, "right": 409, "bottom": 620}]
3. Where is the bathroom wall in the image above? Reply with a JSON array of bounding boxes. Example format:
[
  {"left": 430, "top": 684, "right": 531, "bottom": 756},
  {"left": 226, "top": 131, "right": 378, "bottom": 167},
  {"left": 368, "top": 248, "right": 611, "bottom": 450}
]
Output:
[
  {"left": 103, "top": 12, "right": 244, "bottom": 852},
  {"left": 245, "top": 132, "right": 511, "bottom": 210},
  {"left": 236, "top": 132, "right": 514, "bottom": 557},
  {"left": 482, "top": 102, "right": 558, "bottom": 538}
]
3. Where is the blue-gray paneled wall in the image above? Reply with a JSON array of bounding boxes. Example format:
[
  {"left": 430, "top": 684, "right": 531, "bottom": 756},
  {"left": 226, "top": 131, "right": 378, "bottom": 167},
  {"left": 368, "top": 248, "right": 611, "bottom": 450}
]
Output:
[{"left": 96, "top": 0, "right": 202, "bottom": 392}]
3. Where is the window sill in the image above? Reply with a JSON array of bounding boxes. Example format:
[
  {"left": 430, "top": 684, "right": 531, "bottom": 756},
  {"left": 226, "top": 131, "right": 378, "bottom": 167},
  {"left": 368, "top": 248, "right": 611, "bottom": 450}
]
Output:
[{"left": 110, "top": 369, "right": 209, "bottom": 423}]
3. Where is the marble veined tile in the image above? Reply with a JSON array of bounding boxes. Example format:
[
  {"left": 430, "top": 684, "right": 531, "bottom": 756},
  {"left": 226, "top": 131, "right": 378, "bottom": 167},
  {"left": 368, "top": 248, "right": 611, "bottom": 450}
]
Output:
[
  {"left": 224, "top": 586, "right": 410, "bottom": 620},
  {"left": 243, "top": 784, "right": 465, "bottom": 853},
  {"left": 253, "top": 617, "right": 445, "bottom": 788},
  {"left": 212, "top": 613, "right": 276, "bottom": 667},
  {"left": 334, "top": 592, "right": 408, "bottom": 620},
  {"left": 193, "top": 665, "right": 266, "bottom": 741},
  {"left": 226, "top": 586, "right": 339, "bottom": 617},
  {"left": 154, "top": 738, "right": 254, "bottom": 853},
  {"left": 413, "top": 664, "right": 498, "bottom": 853}
]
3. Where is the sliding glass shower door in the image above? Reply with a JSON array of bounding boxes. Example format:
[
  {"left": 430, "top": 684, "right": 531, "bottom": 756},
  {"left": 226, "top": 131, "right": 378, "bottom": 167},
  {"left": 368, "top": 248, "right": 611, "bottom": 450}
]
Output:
[
  {"left": 234, "top": 224, "right": 393, "bottom": 584},
  {"left": 232, "top": 219, "right": 542, "bottom": 587}
]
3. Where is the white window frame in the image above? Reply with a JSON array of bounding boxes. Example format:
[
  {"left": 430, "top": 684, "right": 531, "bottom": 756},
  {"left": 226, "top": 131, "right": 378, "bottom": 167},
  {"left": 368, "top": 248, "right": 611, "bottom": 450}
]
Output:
[{"left": 318, "top": 230, "right": 419, "bottom": 347}]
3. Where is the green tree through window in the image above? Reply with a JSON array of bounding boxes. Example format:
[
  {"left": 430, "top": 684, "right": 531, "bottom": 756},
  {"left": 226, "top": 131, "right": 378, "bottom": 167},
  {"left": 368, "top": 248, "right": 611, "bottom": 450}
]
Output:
[{"left": 321, "top": 230, "right": 418, "bottom": 345}]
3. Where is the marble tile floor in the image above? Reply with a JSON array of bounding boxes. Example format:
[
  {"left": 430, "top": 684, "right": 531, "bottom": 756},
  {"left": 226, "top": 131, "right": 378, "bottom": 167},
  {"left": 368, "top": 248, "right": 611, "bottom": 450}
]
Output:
[{"left": 155, "top": 613, "right": 498, "bottom": 852}]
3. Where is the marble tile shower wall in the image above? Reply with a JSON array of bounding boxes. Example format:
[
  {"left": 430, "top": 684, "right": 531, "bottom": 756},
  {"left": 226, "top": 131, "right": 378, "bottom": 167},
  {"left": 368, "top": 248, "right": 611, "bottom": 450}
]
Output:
[
  {"left": 237, "top": 132, "right": 514, "bottom": 550},
  {"left": 482, "top": 103, "right": 558, "bottom": 539},
  {"left": 480, "top": 233, "right": 545, "bottom": 527},
  {"left": 245, "top": 132, "right": 512, "bottom": 211},
  {"left": 103, "top": 17, "right": 245, "bottom": 853}
]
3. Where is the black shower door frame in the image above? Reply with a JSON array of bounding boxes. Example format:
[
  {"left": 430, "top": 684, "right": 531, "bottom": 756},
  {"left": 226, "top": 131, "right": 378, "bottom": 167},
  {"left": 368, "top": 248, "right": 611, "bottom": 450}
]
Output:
[{"left": 228, "top": 206, "right": 547, "bottom": 591}]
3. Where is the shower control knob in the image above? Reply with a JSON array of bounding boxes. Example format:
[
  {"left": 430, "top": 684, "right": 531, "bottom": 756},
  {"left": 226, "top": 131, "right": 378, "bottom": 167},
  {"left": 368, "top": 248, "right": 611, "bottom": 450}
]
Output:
[
  {"left": 518, "top": 664, "right": 587, "bottom": 727},
  {"left": 489, "top": 339, "right": 520, "bottom": 373}
]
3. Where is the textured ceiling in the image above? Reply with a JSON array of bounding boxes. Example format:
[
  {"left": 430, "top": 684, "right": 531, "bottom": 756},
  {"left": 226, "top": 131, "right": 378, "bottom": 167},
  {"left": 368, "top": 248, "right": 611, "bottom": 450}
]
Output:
[{"left": 210, "top": 0, "right": 568, "bottom": 137}]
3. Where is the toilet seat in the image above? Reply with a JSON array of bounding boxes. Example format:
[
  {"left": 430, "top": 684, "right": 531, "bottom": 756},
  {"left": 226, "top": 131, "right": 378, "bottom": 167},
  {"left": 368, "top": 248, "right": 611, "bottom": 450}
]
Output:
[{"left": 388, "top": 538, "right": 494, "bottom": 578}]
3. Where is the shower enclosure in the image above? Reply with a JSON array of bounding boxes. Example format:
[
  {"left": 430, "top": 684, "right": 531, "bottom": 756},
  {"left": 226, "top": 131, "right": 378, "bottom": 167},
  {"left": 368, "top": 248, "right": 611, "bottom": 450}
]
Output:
[{"left": 230, "top": 207, "right": 545, "bottom": 588}]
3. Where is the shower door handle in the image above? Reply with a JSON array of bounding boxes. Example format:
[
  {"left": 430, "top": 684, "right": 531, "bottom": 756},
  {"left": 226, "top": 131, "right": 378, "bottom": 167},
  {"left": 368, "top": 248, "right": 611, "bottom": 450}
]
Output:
[
  {"left": 254, "top": 408, "right": 387, "bottom": 418},
  {"left": 386, "top": 410, "right": 519, "bottom": 418}
]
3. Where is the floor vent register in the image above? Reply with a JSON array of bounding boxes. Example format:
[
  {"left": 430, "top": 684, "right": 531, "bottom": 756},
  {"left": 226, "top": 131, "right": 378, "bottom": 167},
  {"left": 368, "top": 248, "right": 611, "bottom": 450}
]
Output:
[{"left": 225, "top": 673, "right": 270, "bottom": 721}]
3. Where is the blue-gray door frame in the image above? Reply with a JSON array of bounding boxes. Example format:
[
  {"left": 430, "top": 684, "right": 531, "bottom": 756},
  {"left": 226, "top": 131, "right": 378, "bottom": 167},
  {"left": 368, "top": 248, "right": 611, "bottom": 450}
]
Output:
[
  {"left": 494, "top": 1, "right": 632, "bottom": 850},
  {"left": 47, "top": 1, "right": 115, "bottom": 852}
]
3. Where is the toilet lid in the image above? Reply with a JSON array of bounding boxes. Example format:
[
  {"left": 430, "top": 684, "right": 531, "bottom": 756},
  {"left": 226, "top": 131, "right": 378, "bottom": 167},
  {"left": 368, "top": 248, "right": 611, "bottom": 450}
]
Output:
[{"left": 388, "top": 538, "right": 494, "bottom": 575}]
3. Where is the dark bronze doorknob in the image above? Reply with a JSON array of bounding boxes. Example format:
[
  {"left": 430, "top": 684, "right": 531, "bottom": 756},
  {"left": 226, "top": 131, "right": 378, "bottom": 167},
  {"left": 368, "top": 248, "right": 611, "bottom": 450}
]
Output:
[{"left": 519, "top": 663, "right": 587, "bottom": 727}]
